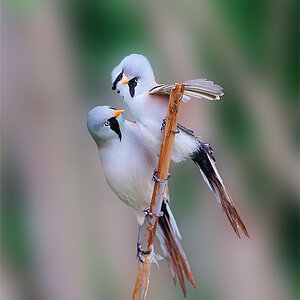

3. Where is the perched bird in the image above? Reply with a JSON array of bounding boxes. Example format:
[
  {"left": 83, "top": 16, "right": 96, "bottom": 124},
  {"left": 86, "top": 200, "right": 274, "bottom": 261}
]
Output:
[
  {"left": 111, "top": 54, "right": 250, "bottom": 238},
  {"left": 87, "top": 105, "right": 198, "bottom": 296}
]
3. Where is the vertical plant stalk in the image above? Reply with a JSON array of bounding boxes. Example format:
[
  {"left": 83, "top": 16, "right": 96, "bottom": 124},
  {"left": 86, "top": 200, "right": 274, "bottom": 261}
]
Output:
[{"left": 132, "top": 84, "right": 184, "bottom": 300}]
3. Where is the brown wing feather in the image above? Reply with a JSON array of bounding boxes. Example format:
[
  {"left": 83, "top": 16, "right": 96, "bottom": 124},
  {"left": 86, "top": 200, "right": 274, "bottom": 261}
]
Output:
[
  {"left": 157, "top": 202, "right": 198, "bottom": 297},
  {"left": 212, "top": 177, "right": 250, "bottom": 238}
]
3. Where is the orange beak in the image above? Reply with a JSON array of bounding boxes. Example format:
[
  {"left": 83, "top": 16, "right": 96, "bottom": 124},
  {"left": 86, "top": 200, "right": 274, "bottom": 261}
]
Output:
[
  {"left": 114, "top": 110, "right": 125, "bottom": 118},
  {"left": 120, "top": 76, "right": 129, "bottom": 84}
]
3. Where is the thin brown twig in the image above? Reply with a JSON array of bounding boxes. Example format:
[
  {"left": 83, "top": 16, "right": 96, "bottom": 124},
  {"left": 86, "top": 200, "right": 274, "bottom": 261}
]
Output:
[{"left": 132, "top": 84, "right": 184, "bottom": 300}]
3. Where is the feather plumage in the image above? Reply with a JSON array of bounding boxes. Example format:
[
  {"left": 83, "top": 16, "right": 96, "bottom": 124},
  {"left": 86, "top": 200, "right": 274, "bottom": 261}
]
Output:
[
  {"left": 157, "top": 202, "right": 198, "bottom": 297},
  {"left": 149, "top": 78, "right": 224, "bottom": 102},
  {"left": 192, "top": 142, "right": 250, "bottom": 238}
]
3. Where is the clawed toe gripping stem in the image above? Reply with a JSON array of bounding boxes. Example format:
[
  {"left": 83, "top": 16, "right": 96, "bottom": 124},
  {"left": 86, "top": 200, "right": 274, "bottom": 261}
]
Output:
[
  {"left": 143, "top": 207, "right": 164, "bottom": 218},
  {"left": 161, "top": 118, "right": 180, "bottom": 134},
  {"left": 170, "top": 129, "right": 180, "bottom": 134},
  {"left": 152, "top": 169, "right": 171, "bottom": 183},
  {"left": 136, "top": 224, "right": 151, "bottom": 264},
  {"left": 136, "top": 245, "right": 151, "bottom": 264},
  {"left": 160, "top": 118, "right": 166, "bottom": 132}
]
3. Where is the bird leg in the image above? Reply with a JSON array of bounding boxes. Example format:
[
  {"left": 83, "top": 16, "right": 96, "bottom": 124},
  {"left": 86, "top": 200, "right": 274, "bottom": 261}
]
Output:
[
  {"left": 136, "top": 207, "right": 164, "bottom": 263},
  {"left": 136, "top": 224, "right": 151, "bottom": 263},
  {"left": 162, "top": 119, "right": 187, "bottom": 134},
  {"left": 137, "top": 169, "right": 169, "bottom": 263},
  {"left": 177, "top": 123, "right": 195, "bottom": 136}
]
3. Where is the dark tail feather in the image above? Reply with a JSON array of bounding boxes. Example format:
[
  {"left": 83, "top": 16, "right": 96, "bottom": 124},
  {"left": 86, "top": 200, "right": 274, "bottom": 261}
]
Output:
[
  {"left": 157, "top": 202, "right": 198, "bottom": 297},
  {"left": 211, "top": 177, "right": 250, "bottom": 238},
  {"left": 192, "top": 142, "right": 250, "bottom": 239}
]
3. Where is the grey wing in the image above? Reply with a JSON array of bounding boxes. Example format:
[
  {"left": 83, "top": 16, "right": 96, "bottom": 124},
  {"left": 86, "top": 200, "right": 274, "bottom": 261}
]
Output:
[{"left": 149, "top": 78, "right": 224, "bottom": 102}]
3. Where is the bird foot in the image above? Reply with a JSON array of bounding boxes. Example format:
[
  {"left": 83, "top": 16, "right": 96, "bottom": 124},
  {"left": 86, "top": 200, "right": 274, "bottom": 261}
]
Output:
[
  {"left": 136, "top": 224, "right": 151, "bottom": 263},
  {"left": 160, "top": 118, "right": 166, "bottom": 132},
  {"left": 170, "top": 129, "right": 180, "bottom": 134},
  {"left": 152, "top": 169, "right": 171, "bottom": 183},
  {"left": 161, "top": 118, "right": 180, "bottom": 134},
  {"left": 143, "top": 206, "right": 164, "bottom": 218},
  {"left": 136, "top": 244, "right": 151, "bottom": 264}
]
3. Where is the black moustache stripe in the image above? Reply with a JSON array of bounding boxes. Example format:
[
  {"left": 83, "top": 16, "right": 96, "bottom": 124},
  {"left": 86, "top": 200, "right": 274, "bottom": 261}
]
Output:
[
  {"left": 128, "top": 77, "right": 138, "bottom": 97},
  {"left": 112, "top": 70, "right": 123, "bottom": 90},
  {"left": 108, "top": 117, "right": 122, "bottom": 141}
]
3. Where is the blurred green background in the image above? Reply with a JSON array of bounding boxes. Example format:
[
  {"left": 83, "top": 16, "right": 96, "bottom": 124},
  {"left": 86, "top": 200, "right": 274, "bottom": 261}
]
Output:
[{"left": 2, "top": 0, "right": 299, "bottom": 299}]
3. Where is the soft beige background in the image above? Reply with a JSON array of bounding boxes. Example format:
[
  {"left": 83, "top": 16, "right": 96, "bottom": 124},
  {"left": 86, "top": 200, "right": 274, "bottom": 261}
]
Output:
[{"left": 2, "top": 1, "right": 298, "bottom": 300}]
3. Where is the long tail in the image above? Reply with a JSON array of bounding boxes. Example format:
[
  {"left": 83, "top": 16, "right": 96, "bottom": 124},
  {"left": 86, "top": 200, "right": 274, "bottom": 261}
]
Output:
[
  {"left": 157, "top": 202, "right": 198, "bottom": 297},
  {"left": 192, "top": 142, "right": 250, "bottom": 239}
]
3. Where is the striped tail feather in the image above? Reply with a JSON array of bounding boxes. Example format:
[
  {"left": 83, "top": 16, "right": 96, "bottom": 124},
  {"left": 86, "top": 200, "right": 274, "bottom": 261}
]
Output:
[
  {"left": 157, "top": 202, "right": 198, "bottom": 297},
  {"left": 182, "top": 79, "right": 224, "bottom": 101},
  {"left": 149, "top": 78, "right": 224, "bottom": 102},
  {"left": 192, "top": 142, "right": 250, "bottom": 239}
]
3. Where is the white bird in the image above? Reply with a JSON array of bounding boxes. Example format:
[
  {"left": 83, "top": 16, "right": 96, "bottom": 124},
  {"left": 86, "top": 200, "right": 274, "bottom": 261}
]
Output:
[
  {"left": 87, "top": 106, "right": 198, "bottom": 296},
  {"left": 111, "top": 54, "right": 250, "bottom": 238}
]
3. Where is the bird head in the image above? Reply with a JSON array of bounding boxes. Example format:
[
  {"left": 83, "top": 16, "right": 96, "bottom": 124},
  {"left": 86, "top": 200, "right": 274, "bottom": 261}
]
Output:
[
  {"left": 111, "top": 54, "right": 156, "bottom": 100},
  {"left": 87, "top": 106, "right": 124, "bottom": 144}
]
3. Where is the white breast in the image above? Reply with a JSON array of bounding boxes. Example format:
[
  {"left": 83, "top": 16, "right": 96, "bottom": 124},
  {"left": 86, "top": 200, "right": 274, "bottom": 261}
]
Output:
[{"left": 99, "top": 121, "right": 158, "bottom": 223}]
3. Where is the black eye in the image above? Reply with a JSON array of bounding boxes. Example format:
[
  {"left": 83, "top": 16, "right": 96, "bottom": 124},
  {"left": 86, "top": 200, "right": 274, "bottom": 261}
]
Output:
[
  {"left": 105, "top": 120, "right": 110, "bottom": 126},
  {"left": 129, "top": 77, "right": 139, "bottom": 84},
  {"left": 128, "top": 77, "right": 139, "bottom": 97}
]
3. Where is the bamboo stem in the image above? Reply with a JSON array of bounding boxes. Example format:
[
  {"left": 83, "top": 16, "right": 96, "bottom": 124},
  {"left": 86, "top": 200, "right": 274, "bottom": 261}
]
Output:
[{"left": 132, "top": 84, "right": 184, "bottom": 300}]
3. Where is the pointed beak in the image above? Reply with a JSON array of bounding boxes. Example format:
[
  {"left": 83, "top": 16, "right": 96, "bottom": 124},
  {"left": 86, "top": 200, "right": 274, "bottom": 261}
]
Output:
[
  {"left": 114, "top": 110, "right": 125, "bottom": 118},
  {"left": 120, "top": 75, "right": 129, "bottom": 84}
]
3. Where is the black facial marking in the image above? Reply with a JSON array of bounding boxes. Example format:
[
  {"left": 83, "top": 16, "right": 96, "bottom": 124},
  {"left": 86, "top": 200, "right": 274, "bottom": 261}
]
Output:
[
  {"left": 128, "top": 77, "right": 138, "bottom": 97},
  {"left": 112, "top": 70, "right": 123, "bottom": 90},
  {"left": 107, "top": 117, "right": 122, "bottom": 141}
]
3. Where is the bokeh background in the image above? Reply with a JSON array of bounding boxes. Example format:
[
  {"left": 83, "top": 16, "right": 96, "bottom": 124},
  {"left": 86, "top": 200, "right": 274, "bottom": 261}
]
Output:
[{"left": 2, "top": 0, "right": 299, "bottom": 299}]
